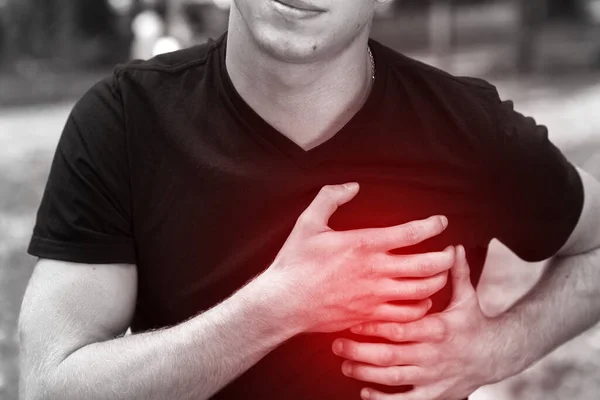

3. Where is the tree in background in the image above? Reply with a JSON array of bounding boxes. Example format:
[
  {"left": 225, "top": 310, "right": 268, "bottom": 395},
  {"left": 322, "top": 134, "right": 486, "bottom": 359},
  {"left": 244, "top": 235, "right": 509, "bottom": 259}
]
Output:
[
  {"left": 547, "top": 0, "right": 586, "bottom": 19},
  {"left": 1, "top": 0, "right": 75, "bottom": 66},
  {"left": 0, "top": 0, "right": 130, "bottom": 70},
  {"left": 515, "top": 0, "right": 546, "bottom": 74}
]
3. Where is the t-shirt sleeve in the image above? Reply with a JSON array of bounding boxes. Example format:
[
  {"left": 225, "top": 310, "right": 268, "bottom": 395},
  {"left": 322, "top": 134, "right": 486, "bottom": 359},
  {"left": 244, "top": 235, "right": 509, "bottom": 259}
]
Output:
[
  {"left": 482, "top": 97, "right": 584, "bottom": 262},
  {"left": 27, "top": 71, "right": 136, "bottom": 264}
]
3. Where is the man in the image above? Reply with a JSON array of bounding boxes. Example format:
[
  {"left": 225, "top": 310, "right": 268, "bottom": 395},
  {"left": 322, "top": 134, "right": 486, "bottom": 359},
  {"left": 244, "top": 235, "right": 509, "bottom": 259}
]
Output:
[{"left": 18, "top": 1, "right": 600, "bottom": 400}]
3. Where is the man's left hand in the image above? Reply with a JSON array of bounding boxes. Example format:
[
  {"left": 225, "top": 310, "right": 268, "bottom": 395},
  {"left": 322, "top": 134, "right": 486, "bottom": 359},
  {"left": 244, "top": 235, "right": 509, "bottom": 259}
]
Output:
[{"left": 332, "top": 245, "right": 504, "bottom": 400}]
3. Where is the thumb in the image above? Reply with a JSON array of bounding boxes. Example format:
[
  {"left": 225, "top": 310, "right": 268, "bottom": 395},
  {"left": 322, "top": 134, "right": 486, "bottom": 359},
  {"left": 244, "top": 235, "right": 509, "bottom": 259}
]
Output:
[
  {"left": 450, "top": 245, "right": 476, "bottom": 304},
  {"left": 299, "top": 183, "right": 360, "bottom": 229}
]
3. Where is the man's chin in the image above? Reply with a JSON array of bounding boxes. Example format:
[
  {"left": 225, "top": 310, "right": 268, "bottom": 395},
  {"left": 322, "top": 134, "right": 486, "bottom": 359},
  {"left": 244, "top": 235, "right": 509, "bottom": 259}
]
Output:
[{"left": 253, "top": 29, "right": 329, "bottom": 64}]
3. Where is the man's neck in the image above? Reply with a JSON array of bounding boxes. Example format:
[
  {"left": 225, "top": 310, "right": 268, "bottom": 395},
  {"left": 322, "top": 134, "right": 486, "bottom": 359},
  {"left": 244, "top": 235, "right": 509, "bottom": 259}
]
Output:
[{"left": 224, "top": 14, "right": 373, "bottom": 150}]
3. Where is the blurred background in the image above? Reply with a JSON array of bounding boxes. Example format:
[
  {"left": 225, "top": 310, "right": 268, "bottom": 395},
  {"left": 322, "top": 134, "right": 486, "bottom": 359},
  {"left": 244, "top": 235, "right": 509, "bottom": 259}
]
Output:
[{"left": 1, "top": 0, "right": 600, "bottom": 399}]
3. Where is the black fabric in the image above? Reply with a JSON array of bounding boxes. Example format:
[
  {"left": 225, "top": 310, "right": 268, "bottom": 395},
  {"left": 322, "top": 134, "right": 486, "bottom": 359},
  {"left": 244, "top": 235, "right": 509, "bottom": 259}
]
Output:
[{"left": 28, "top": 33, "right": 584, "bottom": 399}]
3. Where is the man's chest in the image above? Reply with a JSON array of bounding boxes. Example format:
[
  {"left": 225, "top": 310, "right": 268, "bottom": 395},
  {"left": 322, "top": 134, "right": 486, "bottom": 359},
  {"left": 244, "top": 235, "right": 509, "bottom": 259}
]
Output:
[
  {"left": 124, "top": 97, "right": 496, "bottom": 325},
  {"left": 128, "top": 147, "right": 492, "bottom": 327}
]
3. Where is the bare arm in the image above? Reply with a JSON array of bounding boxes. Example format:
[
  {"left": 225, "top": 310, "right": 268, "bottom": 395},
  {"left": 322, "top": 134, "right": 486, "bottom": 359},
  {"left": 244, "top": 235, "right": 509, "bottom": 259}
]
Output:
[
  {"left": 488, "top": 166, "right": 600, "bottom": 379},
  {"left": 19, "top": 184, "right": 453, "bottom": 400},
  {"left": 330, "top": 168, "right": 600, "bottom": 399},
  {"left": 18, "top": 259, "right": 294, "bottom": 400}
]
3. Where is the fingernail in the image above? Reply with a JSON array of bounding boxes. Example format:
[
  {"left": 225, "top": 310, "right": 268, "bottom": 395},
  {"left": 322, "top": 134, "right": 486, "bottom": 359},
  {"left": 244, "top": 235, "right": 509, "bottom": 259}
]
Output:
[
  {"left": 439, "top": 216, "right": 448, "bottom": 228},
  {"left": 427, "top": 299, "right": 433, "bottom": 310},
  {"left": 352, "top": 325, "right": 363, "bottom": 334},
  {"left": 343, "top": 182, "right": 359, "bottom": 191},
  {"left": 361, "top": 389, "right": 371, "bottom": 399},
  {"left": 333, "top": 340, "right": 344, "bottom": 354},
  {"left": 342, "top": 361, "right": 353, "bottom": 376}
]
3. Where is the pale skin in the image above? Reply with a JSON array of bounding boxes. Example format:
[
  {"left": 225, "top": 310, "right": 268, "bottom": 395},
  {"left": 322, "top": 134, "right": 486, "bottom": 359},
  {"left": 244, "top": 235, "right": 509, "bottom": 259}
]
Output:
[
  {"left": 18, "top": 182, "right": 454, "bottom": 400},
  {"left": 21, "top": 1, "right": 406, "bottom": 398},
  {"left": 226, "top": 0, "right": 380, "bottom": 150},
  {"left": 18, "top": 1, "right": 600, "bottom": 400},
  {"left": 332, "top": 167, "right": 600, "bottom": 400}
]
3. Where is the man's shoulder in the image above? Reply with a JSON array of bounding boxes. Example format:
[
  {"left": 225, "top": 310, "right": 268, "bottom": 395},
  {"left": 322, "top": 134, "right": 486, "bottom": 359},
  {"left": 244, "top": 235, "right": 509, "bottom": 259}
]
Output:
[
  {"left": 96, "top": 36, "right": 224, "bottom": 109},
  {"left": 374, "top": 39, "right": 506, "bottom": 143},
  {"left": 374, "top": 39, "right": 500, "bottom": 101},
  {"left": 114, "top": 36, "right": 222, "bottom": 78}
]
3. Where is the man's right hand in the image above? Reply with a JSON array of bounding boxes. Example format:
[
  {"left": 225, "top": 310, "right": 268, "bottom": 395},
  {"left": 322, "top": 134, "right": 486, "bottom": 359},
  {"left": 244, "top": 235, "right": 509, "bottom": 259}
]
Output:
[{"left": 255, "top": 182, "right": 455, "bottom": 334}]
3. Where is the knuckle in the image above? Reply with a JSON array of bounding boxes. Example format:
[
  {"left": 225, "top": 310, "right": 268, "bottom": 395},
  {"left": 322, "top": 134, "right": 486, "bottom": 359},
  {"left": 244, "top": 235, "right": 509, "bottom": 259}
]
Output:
[
  {"left": 377, "top": 349, "right": 396, "bottom": 366},
  {"left": 415, "top": 258, "right": 433, "bottom": 275},
  {"left": 365, "top": 262, "right": 377, "bottom": 277},
  {"left": 402, "top": 225, "right": 420, "bottom": 242},
  {"left": 296, "top": 211, "right": 313, "bottom": 226},
  {"left": 355, "top": 236, "right": 375, "bottom": 252},
  {"left": 361, "top": 260, "right": 381, "bottom": 278},
  {"left": 395, "top": 256, "right": 409, "bottom": 272},
  {"left": 411, "top": 282, "right": 430, "bottom": 299},
  {"left": 363, "top": 323, "right": 377, "bottom": 335},
  {"left": 389, "top": 368, "right": 404, "bottom": 385},
  {"left": 384, "top": 283, "right": 404, "bottom": 300},
  {"left": 432, "top": 318, "right": 449, "bottom": 341},
  {"left": 320, "top": 185, "right": 337, "bottom": 197},
  {"left": 370, "top": 252, "right": 387, "bottom": 271},
  {"left": 296, "top": 214, "right": 308, "bottom": 227},
  {"left": 391, "top": 324, "right": 405, "bottom": 341}
]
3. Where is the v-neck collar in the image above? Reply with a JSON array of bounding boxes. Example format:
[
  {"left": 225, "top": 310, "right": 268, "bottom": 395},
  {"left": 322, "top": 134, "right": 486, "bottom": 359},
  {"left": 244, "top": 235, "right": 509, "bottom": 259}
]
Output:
[{"left": 216, "top": 33, "right": 388, "bottom": 170}]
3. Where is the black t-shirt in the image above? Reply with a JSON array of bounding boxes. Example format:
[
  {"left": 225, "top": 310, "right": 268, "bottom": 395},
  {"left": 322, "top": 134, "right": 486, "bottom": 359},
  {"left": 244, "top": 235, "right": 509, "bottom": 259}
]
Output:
[{"left": 28, "top": 33, "right": 584, "bottom": 399}]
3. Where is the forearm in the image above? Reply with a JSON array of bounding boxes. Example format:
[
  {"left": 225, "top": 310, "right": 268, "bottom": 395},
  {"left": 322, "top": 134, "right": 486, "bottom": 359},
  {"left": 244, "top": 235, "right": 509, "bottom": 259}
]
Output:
[
  {"left": 489, "top": 247, "right": 600, "bottom": 382},
  {"left": 40, "top": 277, "right": 296, "bottom": 400}
]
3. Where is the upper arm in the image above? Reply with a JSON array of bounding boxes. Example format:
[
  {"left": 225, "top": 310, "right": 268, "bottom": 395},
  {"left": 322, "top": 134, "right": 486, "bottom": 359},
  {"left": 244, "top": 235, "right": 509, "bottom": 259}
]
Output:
[
  {"left": 482, "top": 99, "right": 586, "bottom": 262},
  {"left": 557, "top": 166, "right": 600, "bottom": 256},
  {"left": 27, "top": 72, "right": 135, "bottom": 264},
  {"left": 20, "top": 71, "right": 138, "bottom": 397},
  {"left": 18, "top": 259, "right": 137, "bottom": 390}
]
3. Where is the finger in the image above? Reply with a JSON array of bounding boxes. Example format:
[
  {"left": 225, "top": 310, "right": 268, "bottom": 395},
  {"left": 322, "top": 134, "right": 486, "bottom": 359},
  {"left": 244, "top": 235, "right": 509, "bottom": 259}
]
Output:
[
  {"left": 360, "top": 386, "right": 432, "bottom": 400},
  {"left": 298, "top": 183, "right": 360, "bottom": 229},
  {"left": 375, "top": 246, "right": 455, "bottom": 278},
  {"left": 367, "top": 300, "right": 432, "bottom": 323},
  {"left": 449, "top": 245, "right": 476, "bottom": 304},
  {"left": 348, "top": 215, "right": 449, "bottom": 252},
  {"left": 341, "top": 362, "right": 435, "bottom": 386},
  {"left": 377, "top": 272, "right": 448, "bottom": 301},
  {"left": 332, "top": 340, "right": 436, "bottom": 367},
  {"left": 350, "top": 317, "right": 447, "bottom": 343}
]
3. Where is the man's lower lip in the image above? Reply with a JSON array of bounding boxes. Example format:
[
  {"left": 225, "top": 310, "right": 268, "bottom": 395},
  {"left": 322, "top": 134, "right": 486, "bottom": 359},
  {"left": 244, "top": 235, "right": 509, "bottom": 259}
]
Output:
[{"left": 272, "top": 0, "right": 324, "bottom": 14}]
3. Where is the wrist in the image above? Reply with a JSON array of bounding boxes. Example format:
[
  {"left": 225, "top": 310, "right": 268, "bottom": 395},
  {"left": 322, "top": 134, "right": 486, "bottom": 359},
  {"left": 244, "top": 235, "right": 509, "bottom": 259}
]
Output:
[
  {"left": 234, "top": 272, "right": 303, "bottom": 341},
  {"left": 482, "top": 313, "right": 534, "bottom": 384}
]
